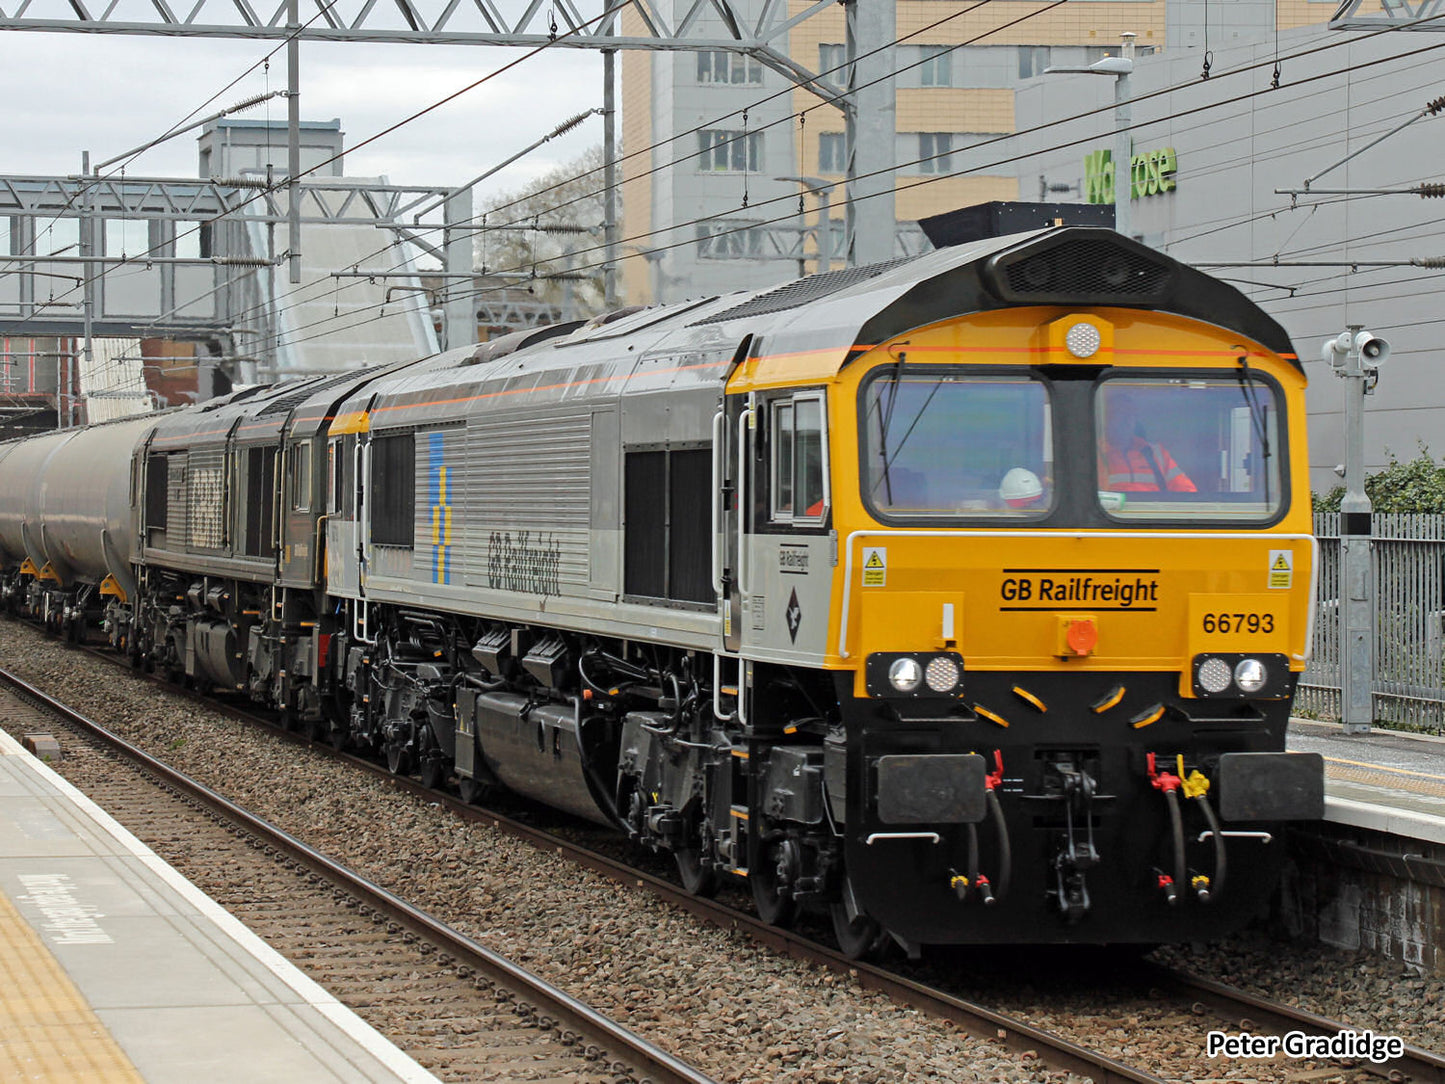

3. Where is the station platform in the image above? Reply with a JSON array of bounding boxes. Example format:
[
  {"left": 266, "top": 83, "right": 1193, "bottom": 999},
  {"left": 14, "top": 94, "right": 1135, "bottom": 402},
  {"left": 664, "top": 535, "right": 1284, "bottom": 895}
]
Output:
[
  {"left": 1288, "top": 717, "right": 1445, "bottom": 844},
  {"left": 0, "top": 726, "right": 437, "bottom": 1083}
]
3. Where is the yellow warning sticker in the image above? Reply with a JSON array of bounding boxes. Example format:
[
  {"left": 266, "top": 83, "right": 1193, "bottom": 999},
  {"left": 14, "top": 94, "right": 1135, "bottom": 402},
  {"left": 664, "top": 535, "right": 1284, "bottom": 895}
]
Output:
[
  {"left": 1267, "top": 549, "right": 1293, "bottom": 589},
  {"left": 862, "top": 547, "right": 887, "bottom": 587}
]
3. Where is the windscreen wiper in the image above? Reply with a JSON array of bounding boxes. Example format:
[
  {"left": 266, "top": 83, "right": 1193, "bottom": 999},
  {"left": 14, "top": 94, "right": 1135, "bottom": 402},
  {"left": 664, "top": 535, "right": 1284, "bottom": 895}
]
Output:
[
  {"left": 1235, "top": 350, "right": 1272, "bottom": 500},
  {"left": 872, "top": 349, "right": 906, "bottom": 500}
]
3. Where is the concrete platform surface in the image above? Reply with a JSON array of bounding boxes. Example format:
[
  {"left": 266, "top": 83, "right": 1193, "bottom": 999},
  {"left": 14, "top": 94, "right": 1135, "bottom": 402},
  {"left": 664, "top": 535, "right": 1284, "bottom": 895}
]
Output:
[
  {"left": 1288, "top": 717, "right": 1445, "bottom": 844},
  {"left": 0, "top": 726, "right": 438, "bottom": 1084}
]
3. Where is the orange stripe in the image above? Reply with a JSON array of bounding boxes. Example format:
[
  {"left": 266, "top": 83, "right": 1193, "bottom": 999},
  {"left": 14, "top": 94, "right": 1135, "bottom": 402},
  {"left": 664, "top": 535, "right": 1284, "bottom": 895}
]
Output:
[
  {"left": 840, "top": 343, "right": 1286, "bottom": 360},
  {"left": 369, "top": 359, "right": 729, "bottom": 415},
  {"left": 1113, "top": 347, "right": 1277, "bottom": 358}
]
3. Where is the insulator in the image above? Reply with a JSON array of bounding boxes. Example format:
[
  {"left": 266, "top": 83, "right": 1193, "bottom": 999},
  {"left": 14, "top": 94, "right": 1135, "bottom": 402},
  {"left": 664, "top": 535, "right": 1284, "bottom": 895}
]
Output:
[
  {"left": 1416, "top": 182, "right": 1445, "bottom": 198},
  {"left": 1411, "top": 257, "right": 1445, "bottom": 269},
  {"left": 225, "top": 91, "right": 277, "bottom": 116},
  {"left": 1427, "top": 95, "right": 1445, "bottom": 116}
]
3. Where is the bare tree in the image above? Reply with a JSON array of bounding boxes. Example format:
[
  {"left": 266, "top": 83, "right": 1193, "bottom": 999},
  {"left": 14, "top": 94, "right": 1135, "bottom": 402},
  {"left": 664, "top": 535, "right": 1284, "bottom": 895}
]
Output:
[{"left": 477, "top": 145, "right": 610, "bottom": 319}]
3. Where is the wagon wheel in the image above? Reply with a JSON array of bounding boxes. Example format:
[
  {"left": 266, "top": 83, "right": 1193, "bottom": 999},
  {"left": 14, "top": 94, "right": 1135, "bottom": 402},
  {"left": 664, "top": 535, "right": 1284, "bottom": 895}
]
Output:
[{"left": 750, "top": 831, "right": 799, "bottom": 928}]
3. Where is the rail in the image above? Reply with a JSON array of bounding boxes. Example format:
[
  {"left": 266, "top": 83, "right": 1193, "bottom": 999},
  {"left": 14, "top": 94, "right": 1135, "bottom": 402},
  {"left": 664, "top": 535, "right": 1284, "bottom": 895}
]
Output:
[
  {"left": 38, "top": 640, "right": 1442, "bottom": 1084},
  {"left": 0, "top": 664, "right": 719, "bottom": 1084}
]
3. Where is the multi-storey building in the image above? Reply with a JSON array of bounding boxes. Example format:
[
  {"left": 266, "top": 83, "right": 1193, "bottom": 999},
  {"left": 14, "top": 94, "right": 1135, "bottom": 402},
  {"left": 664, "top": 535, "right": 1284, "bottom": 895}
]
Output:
[
  {"left": 620, "top": 1, "right": 1173, "bottom": 305},
  {"left": 622, "top": 1, "right": 1438, "bottom": 489}
]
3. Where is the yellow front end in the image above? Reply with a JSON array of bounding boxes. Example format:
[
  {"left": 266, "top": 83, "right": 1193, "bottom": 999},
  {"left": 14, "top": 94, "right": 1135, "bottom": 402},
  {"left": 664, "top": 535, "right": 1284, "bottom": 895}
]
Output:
[{"left": 804, "top": 306, "right": 1314, "bottom": 695}]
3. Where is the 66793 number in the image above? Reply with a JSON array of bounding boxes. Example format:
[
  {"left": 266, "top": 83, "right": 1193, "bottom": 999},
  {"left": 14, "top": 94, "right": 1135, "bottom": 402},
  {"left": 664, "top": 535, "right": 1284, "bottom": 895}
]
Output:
[{"left": 1202, "top": 612, "right": 1274, "bottom": 634}]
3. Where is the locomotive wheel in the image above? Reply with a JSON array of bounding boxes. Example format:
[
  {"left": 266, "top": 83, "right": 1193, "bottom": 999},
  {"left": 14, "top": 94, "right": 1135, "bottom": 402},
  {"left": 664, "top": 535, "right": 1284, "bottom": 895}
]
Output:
[
  {"left": 676, "top": 847, "right": 717, "bottom": 897},
  {"left": 419, "top": 756, "right": 446, "bottom": 791},
  {"left": 385, "top": 742, "right": 411, "bottom": 776},
  {"left": 830, "top": 902, "right": 886, "bottom": 960},
  {"left": 751, "top": 834, "right": 799, "bottom": 928},
  {"left": 669, "top": 813, "right": 713, "bottom": 898},
  {"left": 457, "top": 777, "right": 493, "bottom": 805}
]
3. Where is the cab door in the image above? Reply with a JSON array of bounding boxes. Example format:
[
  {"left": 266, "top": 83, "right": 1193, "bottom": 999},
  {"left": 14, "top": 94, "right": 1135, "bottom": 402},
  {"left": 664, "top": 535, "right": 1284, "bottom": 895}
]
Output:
[
  {"left": 325, "top": 432, "right": 362, "bottom": 597},
  {"left": 278, "top": 435, "right": 319, "bottom": 587},
  {"left": 738, "top": 388, "right": 833, "bottom": 665}
]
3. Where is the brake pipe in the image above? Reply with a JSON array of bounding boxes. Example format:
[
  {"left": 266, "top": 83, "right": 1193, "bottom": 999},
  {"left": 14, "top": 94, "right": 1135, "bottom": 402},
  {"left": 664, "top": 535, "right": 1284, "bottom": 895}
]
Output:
[
  {"left": 1175, "top": 753, "right": 1227, "bottom": 902},
  {"left": 985, "top": 750, "right": 1011, "bottom": 902},
  {"left": 951, "top": 750, "right": 1010, "bottom": 904},
  {"left": 1147, "top": 753, "right": 1187, "bottom": 905}
]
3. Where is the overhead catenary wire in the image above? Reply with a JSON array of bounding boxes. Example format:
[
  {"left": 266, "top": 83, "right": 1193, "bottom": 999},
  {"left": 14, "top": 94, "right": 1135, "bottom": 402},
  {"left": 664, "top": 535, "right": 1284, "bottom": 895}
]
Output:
[
  {"left": 1, "top": 0, "right": 634, "bottom": 348},
  {"left": 29, "top": 3, "right": 1445, "bottom": 369},
  {"left": 68, "top": 0, "right": 1437, "bottom": 350},
  {"left": 14, "top": 0, "right": 344, "bottom": 278},
  {"left": 45, "top": 0, "right": 1445, "bottom": 352},
  {"left": 364, "top": 2, "right": 1445, "bottom": 317},
  {"left": 212, "top": 0, "right": 1044, "bottom": 334},
  {"left": 248, "top": 33, "right": 1445, "bottom": 359}
]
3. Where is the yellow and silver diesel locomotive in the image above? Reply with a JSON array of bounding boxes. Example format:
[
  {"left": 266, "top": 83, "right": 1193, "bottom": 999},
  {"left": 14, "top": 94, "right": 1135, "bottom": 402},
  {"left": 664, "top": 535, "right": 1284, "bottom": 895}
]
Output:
[{"left": 0, "top": 227, "right": 1323, "bottom": 954}]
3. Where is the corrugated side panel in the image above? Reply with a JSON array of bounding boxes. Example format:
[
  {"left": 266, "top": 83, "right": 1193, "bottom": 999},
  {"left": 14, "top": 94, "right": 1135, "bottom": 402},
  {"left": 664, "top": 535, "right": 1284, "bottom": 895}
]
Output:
[
  {"left": 165, "top": 455, "right": 188, "bottom": 548},
  {"left": 457, "top": 413, "right": 591, "bottom": 595},
  {"left": 186, "top": 448, "right": 226, "bottom": 550}
]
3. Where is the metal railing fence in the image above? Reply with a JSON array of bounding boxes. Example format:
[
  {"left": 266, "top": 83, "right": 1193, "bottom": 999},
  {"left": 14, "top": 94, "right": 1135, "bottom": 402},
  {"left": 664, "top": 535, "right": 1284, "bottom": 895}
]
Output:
[{"left": 1297, "top": 513, "right": 1445, "bottom": 731}]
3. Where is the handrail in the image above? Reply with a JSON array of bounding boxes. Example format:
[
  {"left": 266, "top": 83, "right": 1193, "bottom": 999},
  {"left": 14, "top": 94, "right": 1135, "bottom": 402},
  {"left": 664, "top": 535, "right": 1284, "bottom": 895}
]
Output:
[
  {"left": 735, "top": 406, "right": 754, "bottom": 598},
  {"left": 710, "top": 409, "right": 725, "bottom": 595}
]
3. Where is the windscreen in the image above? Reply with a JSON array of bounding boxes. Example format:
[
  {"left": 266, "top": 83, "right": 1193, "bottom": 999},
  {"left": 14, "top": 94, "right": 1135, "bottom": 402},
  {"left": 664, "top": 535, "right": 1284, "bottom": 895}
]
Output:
[
  {"left": 1095, "top": 376, "right": 1282, "bottom": 520},
  {"left": 861, "top": 371, "right": 1053, "bottom": 518}
]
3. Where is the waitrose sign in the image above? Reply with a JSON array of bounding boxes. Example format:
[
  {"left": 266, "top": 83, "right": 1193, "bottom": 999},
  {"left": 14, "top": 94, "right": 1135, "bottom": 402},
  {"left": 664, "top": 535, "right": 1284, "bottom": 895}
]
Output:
[{"left": 1084, "top": 146, "right": 1178, "bottom": 204}]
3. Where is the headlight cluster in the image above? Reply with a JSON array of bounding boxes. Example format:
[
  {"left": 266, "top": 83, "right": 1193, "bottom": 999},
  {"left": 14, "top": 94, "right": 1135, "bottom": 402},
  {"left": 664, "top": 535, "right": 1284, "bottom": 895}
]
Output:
[
  {"left": 1192, "top": 653, "right": 1285, "bottom": 698},
  {"left": 868, "top": 652, "right": 965, "bottom": 698}
]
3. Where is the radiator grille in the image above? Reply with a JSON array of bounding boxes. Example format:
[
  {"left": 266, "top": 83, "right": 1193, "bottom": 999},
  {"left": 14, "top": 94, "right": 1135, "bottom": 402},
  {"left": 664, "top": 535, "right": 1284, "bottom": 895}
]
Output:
[
  {"left": 993, "top": 237, "right": 1173, "bottom": 302},
  {"left": 690, "top": 257, "right": 911, "bottom": 325}
]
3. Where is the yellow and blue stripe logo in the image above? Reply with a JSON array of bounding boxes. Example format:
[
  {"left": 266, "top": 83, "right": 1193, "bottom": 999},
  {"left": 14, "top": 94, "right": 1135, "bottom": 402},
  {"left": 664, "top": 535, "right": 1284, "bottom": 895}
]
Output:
[{"left": 429, "top": 432, "right": 452, "bottom": 584}]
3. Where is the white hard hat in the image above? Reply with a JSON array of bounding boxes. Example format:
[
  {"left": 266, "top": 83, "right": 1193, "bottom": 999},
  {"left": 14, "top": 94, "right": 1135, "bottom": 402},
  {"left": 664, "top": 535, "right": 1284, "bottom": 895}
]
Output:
[{"left": 999, "top": 467, "right": 1043, "bottom": 505}]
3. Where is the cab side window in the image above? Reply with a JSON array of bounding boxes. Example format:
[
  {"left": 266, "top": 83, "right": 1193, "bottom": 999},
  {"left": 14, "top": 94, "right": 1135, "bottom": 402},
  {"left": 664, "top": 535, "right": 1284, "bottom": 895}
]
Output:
[
  {"left": 770, "top": 392, "right": 828, "bottom": 524},
  {"left": 290, "top": 441, "right": 312, "bottom": 512}
]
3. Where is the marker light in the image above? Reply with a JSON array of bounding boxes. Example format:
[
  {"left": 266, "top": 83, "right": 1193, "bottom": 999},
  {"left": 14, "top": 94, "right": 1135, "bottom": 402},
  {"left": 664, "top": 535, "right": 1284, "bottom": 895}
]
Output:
[
  {"left": 1197, "top": 657, "right": 1232, "bottom": 694},
  {"left": 888, "top": 657, "right": 924, "bottom": 693},
  {"left": 1234, "top": 658, "right": 1268, "bottom": 694},
  {"left": 924, "top": 655, "right": 961, "bottom": 693}
]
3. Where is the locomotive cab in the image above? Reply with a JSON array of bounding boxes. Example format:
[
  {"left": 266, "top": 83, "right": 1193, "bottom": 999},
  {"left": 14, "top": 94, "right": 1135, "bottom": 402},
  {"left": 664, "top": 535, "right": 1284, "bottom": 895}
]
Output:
[{"left": 717, "top": 232, "right": 1323, "bottom": 950}]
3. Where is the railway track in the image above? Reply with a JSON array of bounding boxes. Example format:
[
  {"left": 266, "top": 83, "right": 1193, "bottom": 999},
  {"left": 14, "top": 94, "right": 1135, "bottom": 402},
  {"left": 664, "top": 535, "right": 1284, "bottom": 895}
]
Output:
[
  {"left": 0, "top": 665, "right": 716, "bottom": 1084},
  {"left": 12, "top": 637, "right": 1445, "bottom": 1084}
]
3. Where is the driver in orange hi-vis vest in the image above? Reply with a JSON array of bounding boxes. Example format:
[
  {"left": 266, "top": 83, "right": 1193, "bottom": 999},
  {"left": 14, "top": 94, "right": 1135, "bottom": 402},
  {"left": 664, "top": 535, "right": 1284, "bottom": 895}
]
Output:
[{"left": 1099, "top": 392, "right": 1196, "bottom": 493}]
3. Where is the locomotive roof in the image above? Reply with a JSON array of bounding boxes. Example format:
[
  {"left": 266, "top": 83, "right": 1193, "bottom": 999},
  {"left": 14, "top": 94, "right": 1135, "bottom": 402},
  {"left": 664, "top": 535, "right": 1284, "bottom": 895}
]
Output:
[
  {"left": 708, "top": 225, "right": 1299, "bottom": 376},
  {"left": 146, "top": 227, "right": 1301, "bottom": 445},
  {"left": 343, "top": 227, "right": 1299, "bottom": 428}
]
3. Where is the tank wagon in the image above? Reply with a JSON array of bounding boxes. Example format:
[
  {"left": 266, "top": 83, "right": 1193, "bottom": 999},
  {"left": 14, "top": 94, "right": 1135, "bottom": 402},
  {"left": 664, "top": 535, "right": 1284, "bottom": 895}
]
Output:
[{"left": 0, "top": 227, "right": 1325, "bottom": 954}]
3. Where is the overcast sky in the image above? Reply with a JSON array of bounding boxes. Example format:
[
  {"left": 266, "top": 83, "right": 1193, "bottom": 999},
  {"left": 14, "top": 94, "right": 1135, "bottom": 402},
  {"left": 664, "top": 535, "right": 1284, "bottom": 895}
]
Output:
[{"left": 1, "top": 32, "right": 604, "bottom": 204}]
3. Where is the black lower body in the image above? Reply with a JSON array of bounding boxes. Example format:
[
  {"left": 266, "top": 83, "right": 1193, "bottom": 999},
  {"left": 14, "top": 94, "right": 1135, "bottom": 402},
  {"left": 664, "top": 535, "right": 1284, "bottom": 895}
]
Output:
[{"left": 837, "top": 669, "right": 1313, "bottom": 947}]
